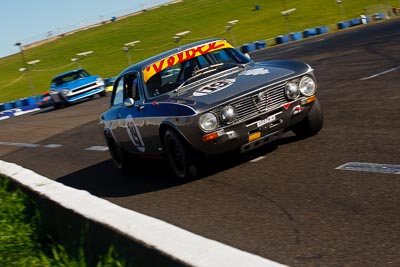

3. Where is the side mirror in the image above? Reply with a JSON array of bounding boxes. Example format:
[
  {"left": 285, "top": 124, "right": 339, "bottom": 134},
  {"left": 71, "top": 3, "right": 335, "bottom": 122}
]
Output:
[
  {"left": 123, "top": 98, "right": 135, "bottom": 108},
  {"left": 245, "top": 53, "right": 251, "bottom": 59}
]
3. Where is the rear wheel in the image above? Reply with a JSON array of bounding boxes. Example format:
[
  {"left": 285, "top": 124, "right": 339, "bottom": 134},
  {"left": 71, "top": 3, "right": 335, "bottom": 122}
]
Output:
[
  {"left": 292, "top": 98, "right": 324, "bottom": 138},
  {"left": 164, "top": 129, "right": 198, "bottom": 179},
  {"left": 105, "top": 133, "right": 131, "bottom": 171}
]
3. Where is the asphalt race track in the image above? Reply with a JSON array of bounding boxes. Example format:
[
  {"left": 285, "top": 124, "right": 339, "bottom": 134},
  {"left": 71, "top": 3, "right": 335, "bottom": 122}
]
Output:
[{"left": 1, "top": 19, "right": 399, "bottom": 266}]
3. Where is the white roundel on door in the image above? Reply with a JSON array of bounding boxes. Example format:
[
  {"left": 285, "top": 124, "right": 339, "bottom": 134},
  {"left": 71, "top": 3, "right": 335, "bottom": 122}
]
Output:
[{"left": 125, "top": 115, "right": 145, "bottom": 152}]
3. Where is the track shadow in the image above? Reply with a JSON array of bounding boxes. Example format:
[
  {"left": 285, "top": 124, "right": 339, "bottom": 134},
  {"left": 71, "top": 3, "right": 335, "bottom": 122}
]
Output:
[
  {"left": 56, "top": 159, "right": 183, "bottom": 198},
  {"left": 33, "top": 99, "right": 92, "bottom": 114},
  {"left": 33, "top": 94, "right": 110, "bottom": 115},
  {"left": 56, "top": 134, "right": 301, "bottom": 198}
]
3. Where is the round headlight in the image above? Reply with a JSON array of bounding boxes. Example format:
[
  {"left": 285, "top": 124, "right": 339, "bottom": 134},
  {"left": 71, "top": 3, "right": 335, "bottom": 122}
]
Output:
[
  {"left": 299, "top": 76, "right": 316, "bottom": 96},
  {"left": 285, "top": 82, "right": 300, "bottom": 100},
  {"left": 199, "top": 113, "right": 218, "bottom": 132},
  {"left": 96, "top": 77, "right": 104, "bottom": 86},
  {"left": 220, "top": 105, "right": 237, "bottom": 124},
  {"left": 61, "top": 89, "right": 70, "bottom": 96}
]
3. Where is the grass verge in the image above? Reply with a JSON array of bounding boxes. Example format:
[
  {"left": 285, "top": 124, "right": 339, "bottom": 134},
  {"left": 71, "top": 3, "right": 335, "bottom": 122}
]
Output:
[{"left": 0, "top": 175, "right": 124, "bottom": 267}]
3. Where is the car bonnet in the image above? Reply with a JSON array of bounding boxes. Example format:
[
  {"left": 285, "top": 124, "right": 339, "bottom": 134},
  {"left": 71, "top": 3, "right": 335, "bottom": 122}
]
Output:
[{"left": 170, "top": 62, "right": 296, "bottom": 107}]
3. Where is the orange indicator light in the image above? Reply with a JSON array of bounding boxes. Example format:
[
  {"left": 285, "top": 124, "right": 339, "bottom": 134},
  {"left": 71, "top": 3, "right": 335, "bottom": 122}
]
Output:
[
  {"left": 248, "top": 132, "right": 261, "bottom": 142},
  {"left": 306, "top": 95, "right": 317, "bottom": 103},
  {"left": 203, "top": 132, "right": 219, "bottom": 141}
]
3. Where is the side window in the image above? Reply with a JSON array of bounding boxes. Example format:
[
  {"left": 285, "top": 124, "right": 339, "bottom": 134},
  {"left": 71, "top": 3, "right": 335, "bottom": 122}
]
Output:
[
  {"left": 112, "top": 78, "right": 124, "bottom": 106},
  {"left": 123, "top": 73, "right": 140, "bottom": 101}
]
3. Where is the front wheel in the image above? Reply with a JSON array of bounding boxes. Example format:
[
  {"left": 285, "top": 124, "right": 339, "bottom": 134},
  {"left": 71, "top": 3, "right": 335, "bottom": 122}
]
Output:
[
  {"left": 52, "top": 92, "right": 68, "bottom": 109},
  {"left": 164, "top": 129, "right": 198, "bottom": 179},
  {"left": 292, "top": 98, "right": 324, "bottom": 138}
]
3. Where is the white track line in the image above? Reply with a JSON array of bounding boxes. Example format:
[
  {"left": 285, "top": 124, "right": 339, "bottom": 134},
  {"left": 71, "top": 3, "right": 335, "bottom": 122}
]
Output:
[
  {"left": 85, "top": 146, "right": 109, "bottom": 151},
  {"left": 0, "top": 142, "right": 109, "bottom": 151},
  {"left": 43, "top": 144, "right": 62, "bottom": 148},
  {"left": 359, "top": 66, "right": 400, "bottom": 81},
  {"left": 336, "top": 162, "right": 400, "bottom": 174},
  {"left": 0, "top": 141, "right": 39, "bottom": 148},
  {"left": 250, "top": 156, "right": 266, "bottom": 163}
]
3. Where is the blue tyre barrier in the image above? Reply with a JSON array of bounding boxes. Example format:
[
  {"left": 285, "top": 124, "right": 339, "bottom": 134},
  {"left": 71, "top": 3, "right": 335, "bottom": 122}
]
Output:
[
  {"left": 350, "top": 18, "right": 361, "bottom": 27},
  {"left": 316, "top": 26, "right": 328, "bottom": 34},
  {"left": 241, "top": 43, "right": 257, "bottom": 53},
  {"left": 240, "top": 44, "right": 248, "bottom": 53},
  {"left": 28, "top": 96, "right": 38, "bottom": 105},
  {"left": 302, "top": 28, "right": 317, "bottom": 38},
  {"left": 21, "top": 98, "right": 30, "bottom": 106},
  {"left": 3, "top": 102, "right": 15, "bottom": 111},
  {"left": 290, "top": 32, "right": 302, "bottom": 41},
  {"left": 15, "top": 99, "right": 24, "bottom": 108},
  {"left": 337, "top": 21, "right": 350, "bottom": 29},
  {"left": 255, "top": 40, "right": 266, "bottom": 50},
  {"left": 0, "top": 103, "right": 4, "bottom": 112},
  {"left": 275, "top": 35, "right": 290, "bottom": 44}
]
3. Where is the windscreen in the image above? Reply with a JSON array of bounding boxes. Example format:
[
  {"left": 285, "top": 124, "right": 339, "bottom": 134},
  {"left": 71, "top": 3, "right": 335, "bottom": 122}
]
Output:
[{"left": 143, "top": 40, "right": 250, "bottom": 97}]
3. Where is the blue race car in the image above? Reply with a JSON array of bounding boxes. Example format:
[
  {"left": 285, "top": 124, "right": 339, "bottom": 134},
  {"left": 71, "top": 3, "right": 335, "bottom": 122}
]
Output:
[{"left": 50, "top": 68, "right": 105, "bottom": 107}]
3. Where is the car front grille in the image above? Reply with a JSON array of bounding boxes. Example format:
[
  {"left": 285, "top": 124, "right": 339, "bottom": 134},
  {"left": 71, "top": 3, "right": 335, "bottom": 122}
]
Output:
[
  {"left": 70, "top": 82, "right": 98, "bottom": 94},
  {"left": 224, "top": 82, "right": 288, "bottom": 122}
]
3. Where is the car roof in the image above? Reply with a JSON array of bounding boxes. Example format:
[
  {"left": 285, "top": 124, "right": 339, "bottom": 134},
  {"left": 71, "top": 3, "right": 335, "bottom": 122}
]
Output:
[{"left": 119, "top": 38, "right": 225, "bottom": 76}]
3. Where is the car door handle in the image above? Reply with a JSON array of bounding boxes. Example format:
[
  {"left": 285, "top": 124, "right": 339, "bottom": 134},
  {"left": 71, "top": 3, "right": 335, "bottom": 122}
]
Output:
[{"left": 136, "top": 104, "right": 145, "bottom": 111}]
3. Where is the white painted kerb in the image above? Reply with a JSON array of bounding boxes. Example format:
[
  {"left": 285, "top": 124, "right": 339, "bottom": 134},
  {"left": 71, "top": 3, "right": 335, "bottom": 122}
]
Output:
[{"left": 0, "top": 160, "right": 286, "bottom": 267}]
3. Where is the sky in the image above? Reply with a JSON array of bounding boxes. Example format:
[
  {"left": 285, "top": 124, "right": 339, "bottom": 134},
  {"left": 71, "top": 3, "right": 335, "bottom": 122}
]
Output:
[{"left": 0, "top": 0, "right": 173, "bottom": 58}]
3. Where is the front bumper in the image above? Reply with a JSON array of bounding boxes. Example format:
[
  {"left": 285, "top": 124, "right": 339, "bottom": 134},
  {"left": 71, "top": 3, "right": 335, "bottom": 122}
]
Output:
[
  {"left": 66, "top": 86, "right": 104, "bottom": 102},
  {"left": 191, "top": 96, "right": 317, "bottom": 155}
]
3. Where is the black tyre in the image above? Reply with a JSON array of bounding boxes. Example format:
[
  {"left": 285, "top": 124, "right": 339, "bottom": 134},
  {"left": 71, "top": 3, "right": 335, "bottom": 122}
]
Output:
[
  {"left": 292, "top": 98, "right": 324, "bottom": 138},
  {"left": 105, "top": 133, "right": 131, "bottom": 171},
  {"left": 164, "top": 129, "right": 198, "bottom": 179},
  {"left": 52, "top": 93, "right": 67, "bottom": 109},
  {"left": 99, "top": 91, "right": 106, "bottom": 97},
  {"left": 54, "top": 100, "right": 67, "bottom": 109}
]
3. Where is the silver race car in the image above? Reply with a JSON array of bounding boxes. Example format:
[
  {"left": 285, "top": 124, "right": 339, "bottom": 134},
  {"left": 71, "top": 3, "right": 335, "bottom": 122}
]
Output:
[{"left": 100, "top": 39, "right": 323, "bottom": 178}]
